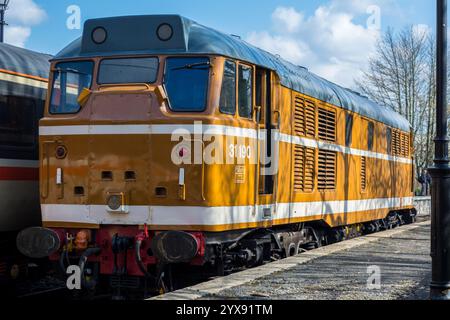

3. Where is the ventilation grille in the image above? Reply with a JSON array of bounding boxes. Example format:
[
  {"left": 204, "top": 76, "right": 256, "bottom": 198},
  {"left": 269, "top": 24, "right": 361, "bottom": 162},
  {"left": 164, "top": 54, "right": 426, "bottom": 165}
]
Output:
[
  {"left": 294, "top": 146, "right": 315, "bottom": 193},
  {"left": 392, "top": 130, "right": 401, "bottom": 156},
  {"left": 318, "top": 150, "right": 337, "bottom": 191},
  {"left": 401, "top": 133, "right": 410, "bottom": 157},
  {"left": 392, "top": 130, "right": 410, "bottom": 157},
  {"left": 294, "top": 96, "right": 316, "bottom": 138},
  {"left": 361, "top": 156, "right": 367, "bottom": 191},
  {"left": 318, "top": 107, "right": 336, "bottom": 142}
]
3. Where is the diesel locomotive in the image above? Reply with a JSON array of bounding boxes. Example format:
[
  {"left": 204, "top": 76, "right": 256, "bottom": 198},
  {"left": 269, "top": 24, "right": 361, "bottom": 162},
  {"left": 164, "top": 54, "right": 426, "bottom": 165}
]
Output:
[
  {"left": 0, "top": 43, "right": 50, "bottom": 281},
  {"left": 17, "top": 15, "right": 416, "bottom": 296}
]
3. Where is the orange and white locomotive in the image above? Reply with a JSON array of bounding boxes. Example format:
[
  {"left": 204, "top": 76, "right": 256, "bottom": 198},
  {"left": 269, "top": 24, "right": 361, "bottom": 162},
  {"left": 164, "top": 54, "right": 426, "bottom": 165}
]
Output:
[{"left": 18, "top": 15, "right": 416, "bottom": 295}]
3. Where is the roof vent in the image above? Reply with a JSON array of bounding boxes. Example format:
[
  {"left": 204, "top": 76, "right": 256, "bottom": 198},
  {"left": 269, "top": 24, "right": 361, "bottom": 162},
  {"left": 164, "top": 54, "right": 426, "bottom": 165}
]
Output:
[{"left": 230, "top": 34, "right": 241, "bottom": 39}]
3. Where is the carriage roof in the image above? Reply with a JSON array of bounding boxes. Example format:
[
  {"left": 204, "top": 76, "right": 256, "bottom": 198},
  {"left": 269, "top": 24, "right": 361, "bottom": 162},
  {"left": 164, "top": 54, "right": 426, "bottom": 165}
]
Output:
[
  {"left": 54, "top": 15, "right": 411, "bottom": 131},
  {"left": 0, "top": 43, "right": 51, "bottom": 100},
  {"left": 0, "top": 43, "right": 51, "bottom": 79}
]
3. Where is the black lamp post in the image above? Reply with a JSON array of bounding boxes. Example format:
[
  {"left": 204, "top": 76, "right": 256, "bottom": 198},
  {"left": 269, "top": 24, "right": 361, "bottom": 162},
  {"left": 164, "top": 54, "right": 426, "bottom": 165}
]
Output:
[
  {"left": 0, "top": 0, "right": 9, "bottom": 43},
  {"left": 430, "top": 0, "right": 450, "bottom": 300}
]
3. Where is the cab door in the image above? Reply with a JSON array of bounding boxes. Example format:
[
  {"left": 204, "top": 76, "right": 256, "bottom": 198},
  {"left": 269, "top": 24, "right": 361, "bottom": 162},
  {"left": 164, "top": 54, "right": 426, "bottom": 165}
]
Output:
[{"left": 255, "top": 68, "right": 278, "bottom": 226}]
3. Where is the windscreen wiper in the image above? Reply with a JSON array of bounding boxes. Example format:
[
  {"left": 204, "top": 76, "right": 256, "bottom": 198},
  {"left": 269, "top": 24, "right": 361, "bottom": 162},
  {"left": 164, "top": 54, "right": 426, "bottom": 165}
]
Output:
[{"left": 171, "top": 61, "right": 211, "bottom": 71}]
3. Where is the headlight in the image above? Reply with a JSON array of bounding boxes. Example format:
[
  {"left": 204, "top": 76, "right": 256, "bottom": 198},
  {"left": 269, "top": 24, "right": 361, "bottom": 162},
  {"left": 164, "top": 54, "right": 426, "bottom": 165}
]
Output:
[
  {"left": 92, "top": 27, "right": 107, "bottom": 44},
  {"left": 107, "top": 195, "right": 122, "bottom": 211},
  {"left": 157, "top": 23, "right": 173, "bottom": 41}
]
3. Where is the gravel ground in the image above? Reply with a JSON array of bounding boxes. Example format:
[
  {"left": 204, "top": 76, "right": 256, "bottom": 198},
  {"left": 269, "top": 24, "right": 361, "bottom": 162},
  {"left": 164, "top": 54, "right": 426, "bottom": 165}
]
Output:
[{"left": 205, "top": 223, "right": 431, "bottom": 300}]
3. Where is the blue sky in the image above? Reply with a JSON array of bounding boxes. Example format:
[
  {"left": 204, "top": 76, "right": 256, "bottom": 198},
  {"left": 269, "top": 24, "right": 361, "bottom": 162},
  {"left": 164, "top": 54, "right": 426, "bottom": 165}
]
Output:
[{"left": 3, "top": 0, "right": 437, "bottom": 87}]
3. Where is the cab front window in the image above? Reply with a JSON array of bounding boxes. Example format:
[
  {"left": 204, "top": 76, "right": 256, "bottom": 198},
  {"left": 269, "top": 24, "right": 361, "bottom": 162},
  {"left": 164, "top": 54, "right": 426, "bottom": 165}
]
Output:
[
  {"left": 98, "top": 57, "right": 159, "bottom": 84},
  {"left": 164, "top": 57, "right": 210, "bottom": 112},
  {"left": 50, "top": 61, "right": 94, "bottom": 114}
]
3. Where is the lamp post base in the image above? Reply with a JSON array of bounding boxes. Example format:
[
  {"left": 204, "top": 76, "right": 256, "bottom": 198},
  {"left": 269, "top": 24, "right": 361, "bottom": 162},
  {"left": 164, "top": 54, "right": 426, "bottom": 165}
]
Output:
[{"left": 431, "top": 283, "right": 450, "bottom": 300}]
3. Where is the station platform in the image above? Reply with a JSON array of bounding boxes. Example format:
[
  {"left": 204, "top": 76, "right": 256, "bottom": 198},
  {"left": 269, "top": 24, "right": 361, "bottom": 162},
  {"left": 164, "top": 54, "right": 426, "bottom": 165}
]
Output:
[{"left": 154, "top": 216, "right": 431, "bottom": 301}]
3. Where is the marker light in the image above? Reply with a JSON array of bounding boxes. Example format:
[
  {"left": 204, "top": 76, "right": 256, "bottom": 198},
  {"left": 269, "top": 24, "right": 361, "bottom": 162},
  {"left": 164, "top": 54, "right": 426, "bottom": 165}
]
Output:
[{"left": 157, "top": 23, "right": 173, "bottom": 41}]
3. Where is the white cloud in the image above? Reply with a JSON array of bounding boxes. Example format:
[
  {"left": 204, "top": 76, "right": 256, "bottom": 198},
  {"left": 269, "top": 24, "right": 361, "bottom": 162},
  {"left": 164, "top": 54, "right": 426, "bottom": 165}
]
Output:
[
  {"left": 4, "top": 26, "right": 31, "bottom": 47},
  {"left": 4, "top": 0, "right": 47, "bottom": 47},
  {"left": 246, "top": 1, "right": 430, "bottom": 88},
  {"left": 247, "top": 0, "right": 382, "bottom": 87},
  {"left": 6, "top": 0, "right": 47, "bottom": 25},
  {"left": 245, "top": 2, "right": 383, "bottom": 88},
  {"left": 247, "top": 31, "right": 312, "bottom": 64},
  {"left": 271, "top": 7, "right": 303, "bottom": 33}
]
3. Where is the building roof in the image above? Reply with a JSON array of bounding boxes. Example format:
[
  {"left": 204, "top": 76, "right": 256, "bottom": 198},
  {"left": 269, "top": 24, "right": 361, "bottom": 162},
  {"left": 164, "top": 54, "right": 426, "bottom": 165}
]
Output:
[{"left": 54, "top": 15, "right": 411, "bottom": 131}]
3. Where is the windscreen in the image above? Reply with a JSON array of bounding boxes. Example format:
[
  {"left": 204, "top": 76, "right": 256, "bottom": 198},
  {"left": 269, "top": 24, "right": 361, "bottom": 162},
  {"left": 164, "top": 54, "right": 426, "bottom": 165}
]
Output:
[
  {"left": 164, "top": 57, "right": 210, "bottom": 112},
  {"left": 98, "top": 57, "right": 159, "bottom": 84}
]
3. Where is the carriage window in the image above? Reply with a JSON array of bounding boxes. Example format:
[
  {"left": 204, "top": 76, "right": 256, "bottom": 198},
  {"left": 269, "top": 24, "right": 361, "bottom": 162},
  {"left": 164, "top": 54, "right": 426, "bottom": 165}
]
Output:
[
  {"left": 98, "top": 57, "right": 159, "bottom": 84},
  {"left": 164, "top": 57, "right": 210, "bottom": 112},
  {"left": 0, "top": 96, "right": 36, "bottom": 148},
  {"left": 368, "top": 122, "right": 375, "bottom": 151},
  {"left": 50, "top": 61, "right": 94, "bottom": 114},
  {"left": 238, "top": 65, "right": 253, "bottom": 119},
  {"left": 219, "top": 60, "right": 236, "bottom": 115},
  {"left": 345, "top": 113, "right": 353, "bottom": 147}
]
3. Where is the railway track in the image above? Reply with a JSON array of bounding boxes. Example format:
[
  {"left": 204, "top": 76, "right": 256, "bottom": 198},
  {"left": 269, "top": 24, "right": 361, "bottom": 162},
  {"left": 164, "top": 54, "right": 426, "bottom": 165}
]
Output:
[{"left": 8, "top": 215, "right": 428, "bottom": 301}]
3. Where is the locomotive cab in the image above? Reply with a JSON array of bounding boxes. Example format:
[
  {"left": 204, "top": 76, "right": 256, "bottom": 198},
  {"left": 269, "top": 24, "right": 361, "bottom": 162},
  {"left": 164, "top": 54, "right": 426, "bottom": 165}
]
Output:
[{"left": 29, "top": 15, "right": 282, "bottom": 294}]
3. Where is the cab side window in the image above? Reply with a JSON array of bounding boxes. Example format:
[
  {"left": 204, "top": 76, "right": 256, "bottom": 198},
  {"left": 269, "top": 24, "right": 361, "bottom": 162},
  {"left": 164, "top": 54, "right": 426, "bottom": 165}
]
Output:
[
  {"left": 345, "top": 113, "right": 353, "bottom": 147},
  {"left": 219, "top": 60, "right": 236, "bottom": 115},
  {"left": 238, "top": 64, "right": 253, "bottom": 119},
  {"left": 387, "top": 127, "right": 392, "bottom": 154},
  {"left": 368, "top": 122, "right": 375, "bottom": 151}
]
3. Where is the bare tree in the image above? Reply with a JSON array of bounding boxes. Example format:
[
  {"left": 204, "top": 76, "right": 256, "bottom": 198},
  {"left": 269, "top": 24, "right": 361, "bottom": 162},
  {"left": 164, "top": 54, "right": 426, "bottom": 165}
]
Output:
[{"left": 356, "top": 26, "right": 436, "bottom": 176}]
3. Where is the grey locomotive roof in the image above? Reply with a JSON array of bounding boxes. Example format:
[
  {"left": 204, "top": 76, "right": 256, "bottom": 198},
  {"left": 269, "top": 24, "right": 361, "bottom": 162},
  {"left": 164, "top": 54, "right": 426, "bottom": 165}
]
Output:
[
  {"left": 54, "top": 15, "right": 411, "bottom": 131},
  {"left": 0, "top": 43, "right": 51, "bottom": 99}
]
